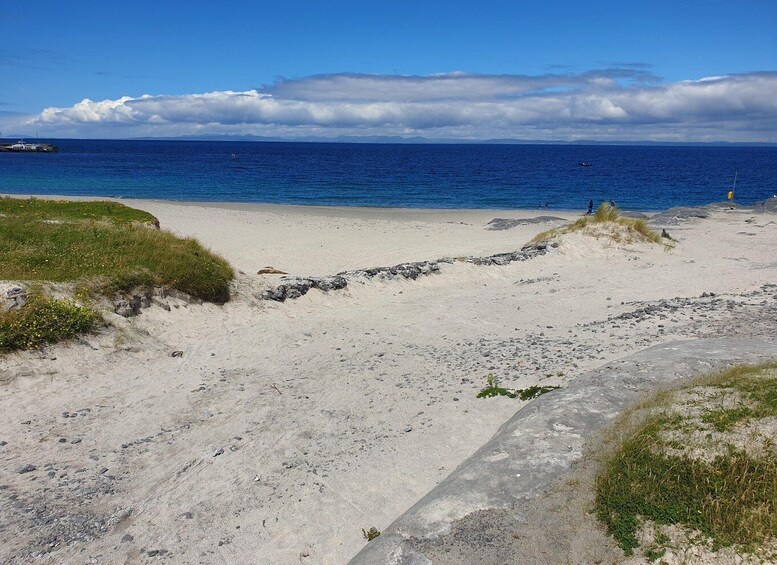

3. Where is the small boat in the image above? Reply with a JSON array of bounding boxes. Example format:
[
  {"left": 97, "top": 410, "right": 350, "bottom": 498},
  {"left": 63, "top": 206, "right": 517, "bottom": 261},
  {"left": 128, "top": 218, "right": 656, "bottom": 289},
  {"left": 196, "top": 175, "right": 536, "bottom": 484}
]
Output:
[
  {"left": 577, "top": 162, "right": 592, "bottom": 167},
  {"left": 0, "top": 140, "right": 59, "bottom": 153}
]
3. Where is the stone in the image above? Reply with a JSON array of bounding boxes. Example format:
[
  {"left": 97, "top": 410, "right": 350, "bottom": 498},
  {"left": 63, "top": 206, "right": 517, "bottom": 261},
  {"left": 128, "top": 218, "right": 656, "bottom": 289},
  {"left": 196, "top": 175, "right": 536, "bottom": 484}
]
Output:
[
  {"left": 312, "top": 275, "right": 348, "bottom": 292},
  {"left": 170, "top": 351, "right": 184, "bottom": 358},
  {"left": 257, "top": 266, "right": 288, "bottom": 275},
  {"left": 17, "top": 464, "right": 37, "bottom": 474},
  {"left": 486, "top": 217, "right": 566, "bottom": 230},
  {"left": 213, "top": 448, "right": 224, "bottom": 457},
  {"left": 121, "top": 534, "right": 134, "bottom": 543},
  {"left": 113, "top": 295, "right": 142, "bottom": 318},
  {"left": 1, "top": 284, "right": 27, "bottom": 312}
]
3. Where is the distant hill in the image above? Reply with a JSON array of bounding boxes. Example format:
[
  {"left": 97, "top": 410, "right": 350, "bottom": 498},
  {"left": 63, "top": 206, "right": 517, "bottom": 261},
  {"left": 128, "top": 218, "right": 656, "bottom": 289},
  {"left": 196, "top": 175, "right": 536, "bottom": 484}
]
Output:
[{"left": 130, "top": 134, "right": 777, "bottom": 147}]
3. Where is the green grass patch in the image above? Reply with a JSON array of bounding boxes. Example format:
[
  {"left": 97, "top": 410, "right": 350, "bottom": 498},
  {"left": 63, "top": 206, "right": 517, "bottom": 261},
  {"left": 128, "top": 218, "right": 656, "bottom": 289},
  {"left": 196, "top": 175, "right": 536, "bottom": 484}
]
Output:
[
  {"left": 530, "top": 203, "right": 666, "bottom": 247},
  {"left": 0, "top": 197, "right": 157, "bottom": 225},
  {"left": 0, "top": 294, "right": 99, "bottom": 351},
  {"left": 0, "top": 198, "right": 234, "bottom": 302},
  {"left": 476, "top": 374, "right": 560, "bottom": 400},
  {"left": 595, "top": 363, "right": 777, "bottom": 556},
  {"left": 701, "top": 406, "right": 754, "bottom": 432}
]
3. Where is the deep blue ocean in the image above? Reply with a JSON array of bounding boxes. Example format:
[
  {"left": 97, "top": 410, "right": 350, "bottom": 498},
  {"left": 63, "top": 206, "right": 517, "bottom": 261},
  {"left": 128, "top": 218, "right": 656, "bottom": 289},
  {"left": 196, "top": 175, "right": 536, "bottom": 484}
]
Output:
[{"left": 1, "top": 140, "right": 775, "bottom": 210}]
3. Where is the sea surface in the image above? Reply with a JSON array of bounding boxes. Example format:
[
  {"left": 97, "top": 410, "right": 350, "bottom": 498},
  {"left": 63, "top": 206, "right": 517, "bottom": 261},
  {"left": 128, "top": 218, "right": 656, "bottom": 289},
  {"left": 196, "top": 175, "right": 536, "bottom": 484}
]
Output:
[{"left": 1, "top": 140, "right": 776, "bottom": 210}]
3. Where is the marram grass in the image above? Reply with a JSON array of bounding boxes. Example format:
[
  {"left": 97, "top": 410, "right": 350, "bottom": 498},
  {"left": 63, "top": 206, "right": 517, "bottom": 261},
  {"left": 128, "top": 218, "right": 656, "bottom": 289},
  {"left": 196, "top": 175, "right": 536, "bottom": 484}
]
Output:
[
  {"left": 531, "top": 203, "right": 665, "bottom": 247},
  {"left": 0, "top": 198, "right": 234, "bottom": 302}
]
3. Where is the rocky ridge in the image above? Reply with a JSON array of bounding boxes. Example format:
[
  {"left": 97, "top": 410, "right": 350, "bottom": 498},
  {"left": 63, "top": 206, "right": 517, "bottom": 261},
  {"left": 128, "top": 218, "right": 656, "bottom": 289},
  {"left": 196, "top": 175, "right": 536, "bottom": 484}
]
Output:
[{"left": 260, "top": 242, "right": 553, "bottom": 302}]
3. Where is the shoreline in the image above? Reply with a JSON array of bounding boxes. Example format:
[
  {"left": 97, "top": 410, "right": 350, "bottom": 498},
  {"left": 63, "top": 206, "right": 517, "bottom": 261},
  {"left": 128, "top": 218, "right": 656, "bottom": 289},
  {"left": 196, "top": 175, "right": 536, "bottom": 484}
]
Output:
[{"left": 1, "top": 192, "right": 665, "bottom": 216}]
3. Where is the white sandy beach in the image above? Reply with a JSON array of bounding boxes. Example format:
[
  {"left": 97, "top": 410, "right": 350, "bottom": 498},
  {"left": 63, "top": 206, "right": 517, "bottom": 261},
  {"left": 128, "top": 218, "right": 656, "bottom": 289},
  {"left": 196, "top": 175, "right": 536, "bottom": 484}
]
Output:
[{"left": 1, "top": 198, "right": 777, "bottom": 564}]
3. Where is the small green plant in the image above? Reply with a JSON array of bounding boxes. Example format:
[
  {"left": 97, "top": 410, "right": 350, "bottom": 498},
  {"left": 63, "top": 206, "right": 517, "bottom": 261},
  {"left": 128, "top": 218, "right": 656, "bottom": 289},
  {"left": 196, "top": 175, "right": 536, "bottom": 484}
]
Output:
[
  {"left": 644, "top": 545, "right": 666, "bottom": 561},
  {"left": 476, "top": 374, "right": 560, "bottom": 400},
  {"left": 362, "top": 527, "right": 380, "bottom": 541},
  {"left": 516, "top": 384, "right": 561, "bottom": 401},
  {"left": 0, "top": 294, "right": 99, "bottom": 351},
  {"left": 701, "top": 406, "right": 753, "bottom": 432}
]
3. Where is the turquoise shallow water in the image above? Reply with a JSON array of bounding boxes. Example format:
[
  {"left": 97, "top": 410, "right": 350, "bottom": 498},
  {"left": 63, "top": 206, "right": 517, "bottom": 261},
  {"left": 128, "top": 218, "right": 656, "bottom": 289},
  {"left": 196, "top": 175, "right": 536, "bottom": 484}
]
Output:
[{"left": 1, "top": 140, "right": 775, "bottom": 210}]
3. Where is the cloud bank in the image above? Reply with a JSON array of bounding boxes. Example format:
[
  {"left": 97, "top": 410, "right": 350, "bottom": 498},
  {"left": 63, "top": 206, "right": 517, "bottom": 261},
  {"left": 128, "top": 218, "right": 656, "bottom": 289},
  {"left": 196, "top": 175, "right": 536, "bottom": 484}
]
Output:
[{"left": 15, "top": 70, "right": 777, "bottom": 141}]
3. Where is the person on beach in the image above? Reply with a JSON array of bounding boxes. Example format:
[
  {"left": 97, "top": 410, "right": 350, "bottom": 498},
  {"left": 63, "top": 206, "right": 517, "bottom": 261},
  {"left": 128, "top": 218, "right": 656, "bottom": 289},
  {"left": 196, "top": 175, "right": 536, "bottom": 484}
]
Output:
[
  {"left": 587, "top": 199, "right": 593, "bottom": 214},
  {"left": 727, "top": 190, "right": 734, "bottom": 209}
]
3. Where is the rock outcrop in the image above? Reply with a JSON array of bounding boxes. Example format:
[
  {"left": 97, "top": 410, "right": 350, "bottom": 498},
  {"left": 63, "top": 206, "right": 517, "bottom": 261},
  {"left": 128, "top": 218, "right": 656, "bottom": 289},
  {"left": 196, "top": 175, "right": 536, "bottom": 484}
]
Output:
[
  {"left": 1, "top": 284, "right": 27, "bottom": 313},
  {"left": 261, "top": 243, "right": 552, "bottom": 302}
]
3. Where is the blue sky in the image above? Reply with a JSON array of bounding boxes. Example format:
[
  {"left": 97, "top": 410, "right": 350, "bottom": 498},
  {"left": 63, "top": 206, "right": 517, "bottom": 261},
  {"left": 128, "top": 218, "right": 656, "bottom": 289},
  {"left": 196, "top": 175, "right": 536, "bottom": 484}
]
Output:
[{"left": 1, "top": 0, "right": 776, "bottom": 141}]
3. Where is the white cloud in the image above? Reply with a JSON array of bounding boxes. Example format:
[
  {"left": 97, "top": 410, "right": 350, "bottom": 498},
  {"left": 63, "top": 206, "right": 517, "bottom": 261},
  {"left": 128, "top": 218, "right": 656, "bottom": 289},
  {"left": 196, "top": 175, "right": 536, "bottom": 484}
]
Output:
[{"left": 17, "top": 71, "right": 777, "bottom": 141}]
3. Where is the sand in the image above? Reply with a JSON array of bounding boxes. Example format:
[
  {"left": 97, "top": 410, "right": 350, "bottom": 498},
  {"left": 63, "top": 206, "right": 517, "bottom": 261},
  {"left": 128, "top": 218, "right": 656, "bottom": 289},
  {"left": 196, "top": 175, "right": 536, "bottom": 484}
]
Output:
[{"left": 1, "top": 198, "right": 776, "bottom": 564}]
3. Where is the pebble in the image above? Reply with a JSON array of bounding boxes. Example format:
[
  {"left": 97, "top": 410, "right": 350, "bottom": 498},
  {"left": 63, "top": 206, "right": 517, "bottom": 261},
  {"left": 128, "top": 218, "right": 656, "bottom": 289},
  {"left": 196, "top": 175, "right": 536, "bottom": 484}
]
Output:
[
  {"left": 17, "top": 464, "right": 37, "bottom": 474},
  {"left": 121, "top": 534, "right": 134, "bottom": 543},
  {"left": 213, "top": 448, "right": 224, "bottom": 457}
]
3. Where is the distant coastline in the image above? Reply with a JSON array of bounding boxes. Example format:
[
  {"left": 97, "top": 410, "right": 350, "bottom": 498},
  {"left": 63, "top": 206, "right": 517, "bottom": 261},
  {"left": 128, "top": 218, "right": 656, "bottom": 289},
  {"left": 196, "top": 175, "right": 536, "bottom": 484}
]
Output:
[{"left": 4, "top": 135, "right": 777, "bottom": 146}]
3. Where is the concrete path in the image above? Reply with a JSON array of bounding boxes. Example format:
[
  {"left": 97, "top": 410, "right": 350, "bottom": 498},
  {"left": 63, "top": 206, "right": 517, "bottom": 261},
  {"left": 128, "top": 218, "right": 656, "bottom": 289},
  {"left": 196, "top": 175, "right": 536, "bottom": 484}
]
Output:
[{"left": 350, "top": 338, "right": 777, "bottom": 564}]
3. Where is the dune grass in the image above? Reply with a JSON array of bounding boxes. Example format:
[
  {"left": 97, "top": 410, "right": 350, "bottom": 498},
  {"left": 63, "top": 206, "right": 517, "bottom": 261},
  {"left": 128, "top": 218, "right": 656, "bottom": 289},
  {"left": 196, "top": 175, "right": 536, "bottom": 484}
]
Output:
[
  {"left": 0, "top": 197, "right": 158, "bottom": 225},
  {"left": 0, "top": 198, "right": 234, "bottom": 302},
  {"left": 0, "top": 293, "right": 99, "bottom": 351},
  {"left": 595, "top": 362, "right": 777, "bottom": 557},
  {"left": 530, "top": 203, "right": 665, "bottom": 247}
]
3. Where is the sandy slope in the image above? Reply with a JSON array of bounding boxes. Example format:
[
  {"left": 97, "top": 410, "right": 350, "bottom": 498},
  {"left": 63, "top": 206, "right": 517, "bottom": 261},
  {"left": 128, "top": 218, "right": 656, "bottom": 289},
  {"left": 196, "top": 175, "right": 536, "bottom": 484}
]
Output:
[{"left": 1, "top": 200, "right": 776, "bottom": 564}]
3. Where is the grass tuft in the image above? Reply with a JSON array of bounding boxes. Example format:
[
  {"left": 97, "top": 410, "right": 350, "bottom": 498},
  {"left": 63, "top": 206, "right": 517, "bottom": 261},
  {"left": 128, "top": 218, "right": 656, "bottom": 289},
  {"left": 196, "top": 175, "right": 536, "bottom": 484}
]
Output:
[
  {"left": 531, "top": 203, "right": 666, "bottom": 247},
  {"left": 0, "top": 293, "right": 99, "bottom": 351}
]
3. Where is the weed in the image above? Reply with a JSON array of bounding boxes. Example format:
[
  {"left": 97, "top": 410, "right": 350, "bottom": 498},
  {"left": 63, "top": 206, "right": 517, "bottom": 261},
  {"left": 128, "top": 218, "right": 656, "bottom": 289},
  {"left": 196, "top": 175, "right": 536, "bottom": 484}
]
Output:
[
  {"left": 0, "top": 293, "right": 99, "bottom": 351},
  {"left": 644, "top": 545, "right": 666, "bottom": 561},
  {"left": 701, "top": 406, "right": 753, "bottom": 432},
  {"left": 362, "top": 527, "right": 380, "bottom": 541},
  {"left": 476, "top": 374, "right": 560, "bottom": 400}
]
